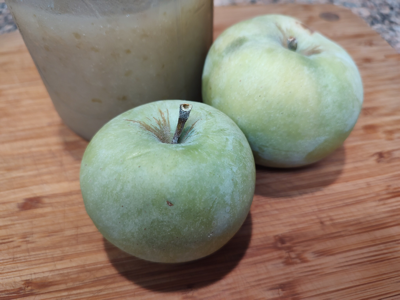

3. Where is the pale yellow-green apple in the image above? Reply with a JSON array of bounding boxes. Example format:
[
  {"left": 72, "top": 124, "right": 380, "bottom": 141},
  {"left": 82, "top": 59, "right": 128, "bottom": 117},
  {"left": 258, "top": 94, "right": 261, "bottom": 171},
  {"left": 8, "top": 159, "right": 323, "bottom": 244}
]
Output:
[
  {"left": 80, "top": 100, "right": 255, "bottom": 263},
  {"left": 202, "top": 15, "right": 363, "bottom": 168}
]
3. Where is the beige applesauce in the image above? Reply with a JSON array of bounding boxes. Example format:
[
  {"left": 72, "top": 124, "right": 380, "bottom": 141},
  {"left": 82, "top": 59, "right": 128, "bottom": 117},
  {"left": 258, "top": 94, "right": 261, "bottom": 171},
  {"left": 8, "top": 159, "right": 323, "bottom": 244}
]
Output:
[{"left": 8, "top": 0, "right": 213, "bottom": 139}]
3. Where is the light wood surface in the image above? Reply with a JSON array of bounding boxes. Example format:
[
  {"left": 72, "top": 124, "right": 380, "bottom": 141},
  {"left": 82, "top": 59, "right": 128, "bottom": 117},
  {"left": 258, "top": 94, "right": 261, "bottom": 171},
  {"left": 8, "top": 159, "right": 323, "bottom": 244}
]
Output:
[{"left": 1, "top": 4, "right": 400, "bottom": 299}]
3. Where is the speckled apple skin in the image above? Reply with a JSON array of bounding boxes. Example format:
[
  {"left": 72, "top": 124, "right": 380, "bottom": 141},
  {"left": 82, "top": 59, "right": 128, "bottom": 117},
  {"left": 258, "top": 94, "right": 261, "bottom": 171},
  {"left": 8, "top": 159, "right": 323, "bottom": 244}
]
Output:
[
  {"left": 80, "top": 100, "right": 255, "bottom": 263},
  {"left": 202, "top": 15, "right": 363, "bottom": 168}
]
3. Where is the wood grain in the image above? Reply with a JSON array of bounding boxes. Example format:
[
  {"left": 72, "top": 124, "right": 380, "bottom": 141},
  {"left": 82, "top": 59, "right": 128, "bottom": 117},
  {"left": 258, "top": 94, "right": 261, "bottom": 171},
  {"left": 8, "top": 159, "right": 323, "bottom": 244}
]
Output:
[{"left": 1, "top": 4, "right": 400, "bottom": 299}]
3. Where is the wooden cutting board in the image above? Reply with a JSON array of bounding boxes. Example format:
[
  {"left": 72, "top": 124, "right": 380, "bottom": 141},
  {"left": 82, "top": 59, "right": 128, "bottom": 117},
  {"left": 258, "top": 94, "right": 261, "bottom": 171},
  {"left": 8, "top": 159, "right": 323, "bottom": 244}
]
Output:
[{"left": 1, "top": 4, "right": 400, "bottom": 299}]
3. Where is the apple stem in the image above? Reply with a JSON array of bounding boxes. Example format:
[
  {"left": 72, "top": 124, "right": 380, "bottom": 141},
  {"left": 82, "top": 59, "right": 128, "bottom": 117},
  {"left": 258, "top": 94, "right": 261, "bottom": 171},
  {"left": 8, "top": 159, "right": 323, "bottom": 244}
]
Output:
[
  {"left": 287, "top": 37, "right": 297, "bottom": 51},
  {"left": 171, "top": 104, "right": 192, "bottom": 144}
]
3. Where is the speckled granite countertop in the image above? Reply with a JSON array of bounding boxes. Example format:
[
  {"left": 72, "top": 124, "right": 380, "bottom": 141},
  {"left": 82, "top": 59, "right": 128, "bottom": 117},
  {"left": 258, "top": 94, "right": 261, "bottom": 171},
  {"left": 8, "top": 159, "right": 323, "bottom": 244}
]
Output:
[{"left": 1, "top": 0, "right": 399, "bottom": 52}]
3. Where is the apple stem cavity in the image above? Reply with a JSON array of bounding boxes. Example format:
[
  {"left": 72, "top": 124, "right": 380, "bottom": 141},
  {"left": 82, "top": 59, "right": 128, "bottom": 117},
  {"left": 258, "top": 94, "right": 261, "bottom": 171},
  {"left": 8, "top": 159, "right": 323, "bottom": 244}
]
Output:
[
  {"left": 172, "top": 104, "right": 192, "bottom": 144},
  {"left": 287, "top": 37, "right": 298, "bottom": 51}
]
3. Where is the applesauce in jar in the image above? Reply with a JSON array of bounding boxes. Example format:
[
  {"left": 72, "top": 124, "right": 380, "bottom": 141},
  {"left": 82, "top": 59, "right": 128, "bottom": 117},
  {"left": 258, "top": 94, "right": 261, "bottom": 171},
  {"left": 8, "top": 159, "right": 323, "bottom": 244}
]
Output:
[{"left": 6, "top": 0, "right": 213, "bottom": 139}]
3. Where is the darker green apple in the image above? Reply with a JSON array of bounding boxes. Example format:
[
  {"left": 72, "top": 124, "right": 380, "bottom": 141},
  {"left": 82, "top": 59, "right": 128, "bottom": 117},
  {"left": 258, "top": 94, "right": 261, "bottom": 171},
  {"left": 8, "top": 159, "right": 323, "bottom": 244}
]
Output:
[{"left": 80, "top": 100, "right": 255, "bottom": 263}]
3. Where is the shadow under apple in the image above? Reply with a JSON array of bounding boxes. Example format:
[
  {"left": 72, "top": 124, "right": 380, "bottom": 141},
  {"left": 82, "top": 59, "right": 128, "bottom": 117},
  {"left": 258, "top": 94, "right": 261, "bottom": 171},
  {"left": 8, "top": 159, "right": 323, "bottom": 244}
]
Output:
[
  {"left": 58, "top": 126, "right": 88, "bottom": 161},
  {"left": 255, "top": 145, "right": 346, "bottom": 198},
  {"left": 104, "top": 212, "right": 252, "bottom": 292}
]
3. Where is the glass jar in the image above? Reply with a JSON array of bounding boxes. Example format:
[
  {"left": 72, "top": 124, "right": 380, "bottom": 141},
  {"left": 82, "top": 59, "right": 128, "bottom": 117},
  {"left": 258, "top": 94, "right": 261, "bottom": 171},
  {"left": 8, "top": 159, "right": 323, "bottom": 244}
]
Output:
[{"left": 6, "top": 0, "right": 213, "bottom": 139}]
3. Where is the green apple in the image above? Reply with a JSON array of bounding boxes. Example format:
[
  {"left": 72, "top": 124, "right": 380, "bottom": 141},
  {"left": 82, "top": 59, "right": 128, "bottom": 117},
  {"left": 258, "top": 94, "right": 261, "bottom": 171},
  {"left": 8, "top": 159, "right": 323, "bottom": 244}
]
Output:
[
  {"left": 202, "top": 14, "right": 363, "bottom": 168},
  {"left": 80, "top": 100, "right": 255, "bottom": 263}
]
